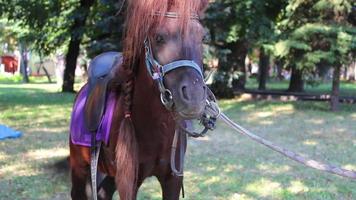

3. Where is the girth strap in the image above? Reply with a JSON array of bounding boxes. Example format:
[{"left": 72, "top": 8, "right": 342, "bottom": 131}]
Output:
[{"left": 90, "top": 137, "right": 102, "bottom": 200}]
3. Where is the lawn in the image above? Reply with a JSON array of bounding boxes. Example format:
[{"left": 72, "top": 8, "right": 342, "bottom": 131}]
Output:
[
  {"left": 0, "top": 81, "right": 355, "bottom": 200},
  {"left": 245, "top": 78, "right": 356, "bottom": 97}
]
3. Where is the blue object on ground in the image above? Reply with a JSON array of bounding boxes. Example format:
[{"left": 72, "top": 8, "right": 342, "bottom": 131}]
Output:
[{"left": 0, "top": 125, "right": 22, "bottom": 140}]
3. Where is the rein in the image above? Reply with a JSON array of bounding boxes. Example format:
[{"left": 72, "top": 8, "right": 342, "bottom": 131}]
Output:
[{"left": 202, "top": 95, "right": 356, "bottom": 180}]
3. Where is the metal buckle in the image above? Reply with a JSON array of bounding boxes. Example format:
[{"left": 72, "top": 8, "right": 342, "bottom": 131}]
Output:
[{"left": 160, "top": 89, "right": 173, "bottom": 109}]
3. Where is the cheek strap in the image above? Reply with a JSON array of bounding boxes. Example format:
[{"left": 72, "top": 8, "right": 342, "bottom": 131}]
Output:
[{"left": 144, "top": 38, "right": 204, "bottom": 110}]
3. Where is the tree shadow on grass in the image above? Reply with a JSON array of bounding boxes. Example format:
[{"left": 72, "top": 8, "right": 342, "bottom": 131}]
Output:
[
  {"left": 0, "top": 87, "right": 75, "bottom": 107},
  {"left": 0, "top": 160, "right": 70, "bottom": 200}
]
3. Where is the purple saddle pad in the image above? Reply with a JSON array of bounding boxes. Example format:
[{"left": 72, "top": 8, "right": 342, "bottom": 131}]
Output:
[{"left": 70, "top": 84, "right": 116, "bottom": 147}]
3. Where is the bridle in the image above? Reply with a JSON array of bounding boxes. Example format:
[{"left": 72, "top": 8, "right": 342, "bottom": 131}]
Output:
[
  {"left": 144, "top": 12, "right": 203, "bottom": 110},
  {"left": 144, "top": 12, "right": 220, "bottom": 179},
  {"left": 144, "top": 12, "right": 219, "bottom": 136},
  {"left": 144, "top": 39, "right": 203, "bottom": 110}
]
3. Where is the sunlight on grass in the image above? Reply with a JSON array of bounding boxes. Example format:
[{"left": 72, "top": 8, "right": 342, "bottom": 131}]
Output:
[
  {"left": 228, "top": 193, "right": 253, "bottom": 200},
  {"left": 257, "top": 163, "right": 291, "bottom": 174},
  {"left": 351, "top": 113, "right": 356, "bottom": 120},
  {"left": 309, "top": 119, "right": 324, "bottom": 125},
  {"left": 303, "top": 139, "right": 318, "bottom": 146},
  {"left": 26, "top": 148, "right": 68, "bottom": 160},
  {"left": 240, "top": 104, "right": 256, "bottom": 111},
  {"left": 0, "top": 152, "right": 8, "bottom": 161},
  {"left": 0, "top": 162, "right": 41, "bottom": 178},
  {"left": 223, "top": 164, "right": 243, "bottom": 173},
  {"left": 258, "top": 120, "right": 274, "bottom": 125},
  {"left": 245, "top": 178, "right": 282, "bottom": 197},
  {"left": 204, "top": 175, "right": 221, "bottom": 185},
  {"left": 343, "top": 164, "right": 356, "bottom": 171},
  {"left": 310, "top": 130, "right": 323, "bottom": 135},
  {"left": 287, "top": 180, "right": 309, "bottom": 194}
]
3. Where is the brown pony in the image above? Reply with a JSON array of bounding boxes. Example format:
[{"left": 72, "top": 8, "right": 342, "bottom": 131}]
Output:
[{"left": 69, "top": 0, "right": 209, "bottom": 199}]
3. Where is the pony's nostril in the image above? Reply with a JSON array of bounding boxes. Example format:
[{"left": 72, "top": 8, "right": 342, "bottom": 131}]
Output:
[{"left": 182, "top": 86, "right": 189, "bottom": 100}]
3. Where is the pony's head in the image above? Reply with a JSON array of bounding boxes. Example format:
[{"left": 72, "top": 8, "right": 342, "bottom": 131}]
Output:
[{"left": 123, "top": 0, "right": 209, "bottom": 119}]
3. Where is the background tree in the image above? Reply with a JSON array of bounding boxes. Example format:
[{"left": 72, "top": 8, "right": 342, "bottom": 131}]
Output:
[
  {"left": 206, "top": 0, "right": 286, "bottom": 97},
  {"left": 275, "top": 0, "right": 355, "bottom": 110},
  {"left": 85, "top": 0, "right": 125, "bottom": 58},
  {"left": 0, "top": 0, "right": 125, "bottom": 91},
  {"left": 62, "top": 0, "right": 95, "bottom": 92}
]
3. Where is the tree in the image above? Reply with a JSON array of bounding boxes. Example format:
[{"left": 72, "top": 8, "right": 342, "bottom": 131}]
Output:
[
  {"left": 1, "top": 0, "right": 78, "bottom": 84},
  {"left": 63, "top": 0, "right": 125, "bottom": 92},
  {"left": 205, "top": 0, "right": 286, "bottom": 97},
  {"left": 62, "top": 0, "right": 95, "bottom": 92},
  {"left": 275, "top": 0, "right": 355, "bottom": 110},
  {"left": 0, "top": 20, "right": 18, "bottom": 55},
  {"left": 1, "top": 0, "right": 125, "bottom": 91},
  {"left": 85, "top": 0, "right": 125, "bottom": 58}
]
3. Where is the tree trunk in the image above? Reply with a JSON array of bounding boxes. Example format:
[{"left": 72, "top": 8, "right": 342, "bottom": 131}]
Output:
[
  {"left": 62, "top": 0, "right": 94, "bottom": 92},
  {"left": 288, "top": 66, "right": 304, "bottom": 92},
  {"left": 230, "top": 40, "right": 249, "bottom": 91},
  {"left": 20, "top": 43, "right": 29, "bottom": 83},
  {"left": 39, "top": 55, "right": 52, "bottom": 83},
  {"left": 343, "top": 65, "right": 347, "bottom": 80},
  {"left": 63, "top": 39, "right": 81, "bottom": 92},
  {"left": 347, "top": 61, "right": 355, "bottom": 81},
  {"left": 258, "top": 47, "right": 269, "bottom": 90},
  {"left": 330, "top": 65, "right": 341, "bottom": 112}
]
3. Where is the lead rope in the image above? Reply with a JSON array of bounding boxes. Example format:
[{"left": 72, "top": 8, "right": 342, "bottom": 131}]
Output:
[
  {"left": 170, "top": 129, "right": 185, "bottom": 176},
  {"left": 170, "top": 127, "right": 187, "bottom": 198},
  {"left": 203, "top": 97, "right": 356, "bottom": 180}
]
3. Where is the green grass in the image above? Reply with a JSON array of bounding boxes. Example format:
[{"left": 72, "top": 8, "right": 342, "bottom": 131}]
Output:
[
  {"left": 245, "top": 78, "right": 356, "bottom": 97},
  {"left": 0, "top": 82, "right": 355, "bottom": 200}
]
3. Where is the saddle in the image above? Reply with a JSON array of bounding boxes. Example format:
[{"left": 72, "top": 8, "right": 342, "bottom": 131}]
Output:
[{"left": 84, "top": 51, "right": 122, "bottom": 132}]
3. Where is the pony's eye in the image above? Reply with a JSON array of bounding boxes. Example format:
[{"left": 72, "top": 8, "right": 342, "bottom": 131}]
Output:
[{"left": 155, "top": 35, "right": 165, "bottom": 45}]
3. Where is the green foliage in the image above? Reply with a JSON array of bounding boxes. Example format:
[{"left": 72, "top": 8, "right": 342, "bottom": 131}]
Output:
[
  {"left": 275, "top": 0, "right": 355, "bottom": 74},
  {"left": 85, "top": 0, "right": 125, "bottom": 58},
  {"left": 205, "top": 0, "right": 287, "bottom": 96},
  {"left": 0, "top": 0, "right": 78, "bottom": 55},
  {"left": 0, "top": 0, "right": 124, "bottom": 57},
  {"left": 206, "top": 0, "right": 286, "bottom": 46},
  {"left": 0, "top": 19, "right": 18, "bottom": 54}
]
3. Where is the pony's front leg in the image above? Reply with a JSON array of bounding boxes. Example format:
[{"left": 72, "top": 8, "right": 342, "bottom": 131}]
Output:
[
  {"left": 71, "top": 166, "right": 90, "bottom": 200},
  {"left": 158, "top": 175, "right": 183, "bottom": 200},
  {"left": 70, "top": 144, "right": 91, "bottom": 200}
]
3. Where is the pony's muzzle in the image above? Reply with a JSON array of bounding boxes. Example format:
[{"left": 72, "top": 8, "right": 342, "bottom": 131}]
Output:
[{"left": 176, "top": 79, "right": 207, "bottom": 119}]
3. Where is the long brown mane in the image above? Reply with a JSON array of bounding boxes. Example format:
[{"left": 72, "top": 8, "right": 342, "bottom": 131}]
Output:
[{"left": 122, "top": 0, "right": 209, "bottom": 69}]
